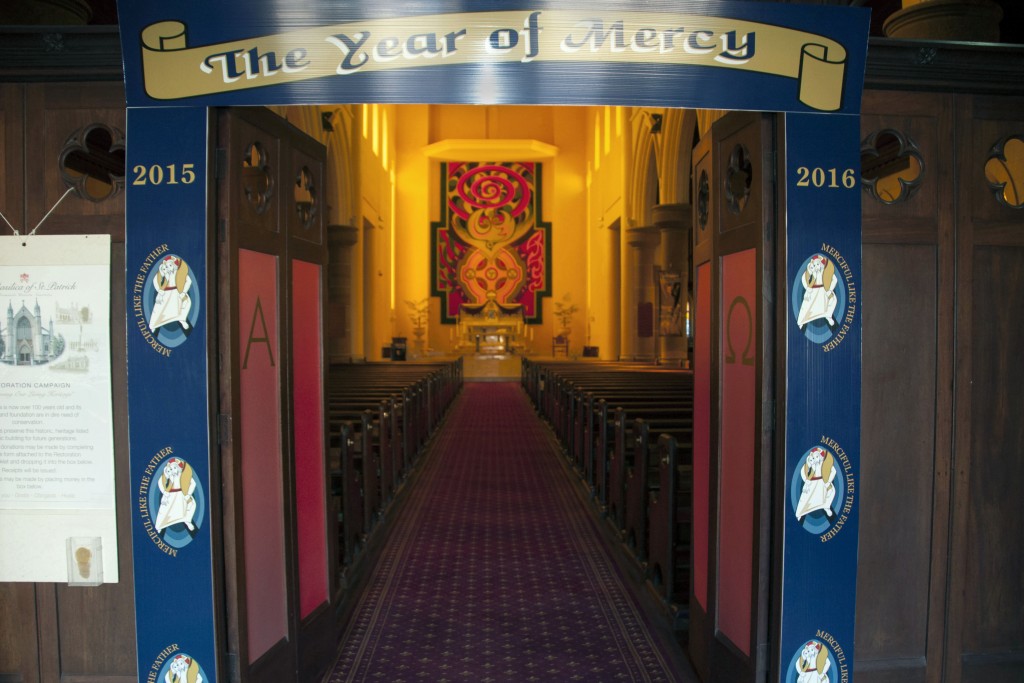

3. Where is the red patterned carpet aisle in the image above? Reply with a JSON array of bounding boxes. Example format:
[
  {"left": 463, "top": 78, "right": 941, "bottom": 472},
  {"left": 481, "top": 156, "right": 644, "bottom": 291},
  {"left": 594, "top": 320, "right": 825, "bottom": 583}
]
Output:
[{"left": 327, "top": 382, "right": 689, "bottom": 682}]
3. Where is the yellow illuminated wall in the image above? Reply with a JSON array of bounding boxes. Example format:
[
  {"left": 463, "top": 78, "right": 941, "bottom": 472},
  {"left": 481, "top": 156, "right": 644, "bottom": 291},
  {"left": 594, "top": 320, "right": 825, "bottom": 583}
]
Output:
[
  {"left": 275, "top": 103, "right": 700, "bottom": 362},
  {"left": 586, "top": 106, "right": 626, "bottom": 360},
  {"left": 394, "top": 105, "right": 589, "bottom": 359}
]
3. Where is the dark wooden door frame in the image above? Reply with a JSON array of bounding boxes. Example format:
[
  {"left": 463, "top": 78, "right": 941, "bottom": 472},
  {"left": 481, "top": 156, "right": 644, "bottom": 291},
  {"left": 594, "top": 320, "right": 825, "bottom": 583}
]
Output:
[
  {"left": 215, "top": 106, "right": 334, "bottom": 683},
  {"left": 690, "top": 111, "right": 776, "bottom": 683}
]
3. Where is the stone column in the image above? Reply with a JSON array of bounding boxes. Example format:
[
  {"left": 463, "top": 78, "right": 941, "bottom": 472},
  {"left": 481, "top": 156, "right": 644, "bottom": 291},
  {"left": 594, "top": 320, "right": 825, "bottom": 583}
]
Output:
[
  {"left": 327, "top": 225, "right": 358, "bottom": 362},
  {"left": 623, "top": 226, "right": 660, "bottom": 361},
  {"left": 653, "top": 203, "right": 691, "bottom": 366},
  {"left": 604, "top": 220, "right": 621, "bottom": 361}
]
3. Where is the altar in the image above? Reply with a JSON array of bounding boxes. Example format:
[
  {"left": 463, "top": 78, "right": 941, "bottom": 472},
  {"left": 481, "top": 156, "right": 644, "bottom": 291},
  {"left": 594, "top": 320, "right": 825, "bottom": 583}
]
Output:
[{"left": 455, "top": 297, "right": 527, "bottom": 355}]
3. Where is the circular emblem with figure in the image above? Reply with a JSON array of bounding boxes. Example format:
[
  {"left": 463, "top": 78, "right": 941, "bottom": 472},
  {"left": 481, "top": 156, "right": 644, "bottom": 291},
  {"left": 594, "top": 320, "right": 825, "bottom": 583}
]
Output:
[
  {"left": 785, "top": 639, "right": 840, "bottom": 683},
  {"left": 791, "top": 446, "right": 842, "bottom": 535},
  {"left": 139, "top": 449, "right": 206, "bottom": 555},
  {"left": 133, "top": 245, "right": 200, "bottom": 356},
  {"left": 157, "top": 652, "right": 208, "bottom": 683},
  {"left": 149, "top": 456, "right": 205, "bottom": 549},
  {"left": 792, "top": 253, "right": 844, "bottom": 344},
  {"left": 143, "top": 253, "right": 199, "bottom": 348},
  {"left": 791, "top": 439, "right": 855, "bottom": 542}
]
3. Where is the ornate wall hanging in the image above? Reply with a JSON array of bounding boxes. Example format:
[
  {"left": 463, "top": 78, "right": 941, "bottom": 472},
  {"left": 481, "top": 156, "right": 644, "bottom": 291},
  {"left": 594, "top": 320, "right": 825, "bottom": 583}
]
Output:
[{"left": 431, "top": 161, "right": 551, "bottom": 324}]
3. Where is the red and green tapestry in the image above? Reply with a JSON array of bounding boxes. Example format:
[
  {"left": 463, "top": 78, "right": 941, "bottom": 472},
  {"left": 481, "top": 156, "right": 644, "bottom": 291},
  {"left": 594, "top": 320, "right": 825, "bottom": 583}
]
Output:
[{"left": 431, "top": 162, "right": 551, "bottom": 324}]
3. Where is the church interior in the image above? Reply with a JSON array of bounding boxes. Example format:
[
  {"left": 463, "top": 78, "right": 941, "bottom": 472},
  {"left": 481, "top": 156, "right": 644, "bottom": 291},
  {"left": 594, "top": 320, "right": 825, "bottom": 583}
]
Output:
[
  {"left": 266, "top": 102, "right": 703, "bottom": 373},
  {"left": 1, "top": 2, "right": 1023, "bottom": 682}
]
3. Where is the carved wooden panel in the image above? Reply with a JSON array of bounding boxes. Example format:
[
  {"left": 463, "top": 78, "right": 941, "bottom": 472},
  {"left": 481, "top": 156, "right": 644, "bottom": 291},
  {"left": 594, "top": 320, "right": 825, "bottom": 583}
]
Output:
[
  {"left": 0, "top": 582, "right": 40, "bottom": 682},
  {"left": 1, "top": 82, "right": 135, "bottom": 683},
  {"left": 25, "top": 83, "right": 125, "bottom": 236},
  {"left": 287, "top": 140, "right": 325, "bottom": 247},
  {"left": 856, "top": 89, "right": 954, "bottom": 683},
  {"left": 858, "top": 243, "right": 939, "bottom": 668},
  {"left": 0, "top": 84, "right": 25, "bottom": 233},
  {"left": 692, "top": 135, "right": 713, "bottom": 256},
  {"left": 949, "top": 94, "right": 1024, "bottom": 683},
  {"left": 859, "top": 89, "right": 1024, "bottom": 683}
]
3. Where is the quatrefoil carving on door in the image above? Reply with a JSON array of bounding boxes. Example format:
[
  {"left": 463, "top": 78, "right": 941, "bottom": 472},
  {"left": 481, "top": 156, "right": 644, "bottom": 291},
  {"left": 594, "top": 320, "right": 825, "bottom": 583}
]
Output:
[
  {"left": 697, "top": 169, "right": 710, "bottom": 235},
  {"left": 984, "top": 135, "right": 1024, "bottom": 209},
  {"left": 294, "top": 166, "right": 318, "bottom": 228},
  {"left": 242, "top": 141, "right": 273, "bottom": 213},
  {"left": 59, "top": 124, "right": 126, "bottom": 202},
  {"left": 725, "top": 144, "right": 753, "bottom": 214},
  {"left": 860, "top": 129, "right": 924, "bottom": 204}
]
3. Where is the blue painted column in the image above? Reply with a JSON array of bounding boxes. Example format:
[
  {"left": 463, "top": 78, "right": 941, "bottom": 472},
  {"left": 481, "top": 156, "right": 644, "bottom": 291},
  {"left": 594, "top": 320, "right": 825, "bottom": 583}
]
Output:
[
  {"left": 125, "top": 107, "right": 219, "bottom": 683},
  {"left": 779, "top": 112, "right": 862, "bottom": 682}
]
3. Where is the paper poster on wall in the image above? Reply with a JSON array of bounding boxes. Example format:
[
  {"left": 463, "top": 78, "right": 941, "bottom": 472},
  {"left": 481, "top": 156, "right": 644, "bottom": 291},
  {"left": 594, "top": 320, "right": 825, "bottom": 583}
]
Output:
[{"left": 0, "top": 235, "right": 117, "bottom": 582}]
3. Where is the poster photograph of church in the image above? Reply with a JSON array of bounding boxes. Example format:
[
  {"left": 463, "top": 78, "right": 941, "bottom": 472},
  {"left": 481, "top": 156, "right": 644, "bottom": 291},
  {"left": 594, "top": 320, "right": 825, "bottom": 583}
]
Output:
[
  {"left": 1, "top": 297, "right": 78, "bottom": 368},
  {"left": 0, "top": 236, "right": 118, "bottom": 583},
  {"left": 0, "top": 242, "right": 113, "bottom": 507}
]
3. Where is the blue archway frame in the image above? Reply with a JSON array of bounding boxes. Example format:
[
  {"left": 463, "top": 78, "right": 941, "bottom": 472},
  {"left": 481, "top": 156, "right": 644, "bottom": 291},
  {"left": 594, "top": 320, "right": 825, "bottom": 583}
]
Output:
[{"left": 117, "top": 2, "right": 868, "bottom": 681}]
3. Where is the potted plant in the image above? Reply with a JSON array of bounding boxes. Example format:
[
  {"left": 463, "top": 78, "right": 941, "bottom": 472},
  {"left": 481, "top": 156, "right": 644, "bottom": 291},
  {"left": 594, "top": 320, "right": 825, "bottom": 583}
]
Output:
[
  {"left": 553, "top": 293, "right": 579, "bottom": 356},
  {"left": 405, "top": 298, "right": 429, "bottom": 355}
]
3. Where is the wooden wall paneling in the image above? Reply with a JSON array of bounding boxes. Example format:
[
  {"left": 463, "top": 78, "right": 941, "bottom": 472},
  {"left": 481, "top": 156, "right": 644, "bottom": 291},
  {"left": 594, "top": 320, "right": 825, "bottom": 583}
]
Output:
[
  {"left": 0, "top": 583, "right": 40, "bottom": 683},
  {"left": 54, "top": 238, "right": 137, "bottom": 681},
  {"left": 37, "top": 81, "right": 134, "bottom": 681},
  {"left": 0, "top": 84, "right": 25, "bottom": 232},
  {"left": 860, "top": 93, "right": 947, "bottom": 245},
  {"left": 0, "top": 83, "right": 41, "bottom": 683},
  {"left": 856, "top": 90, "right": 955, "bottom": 683},
  {"left": 24, "top": 82, "right": 125, "bottom": 238},
  {"left": 2, "top": 80, "right": 135, "bottom": 683},
  {"left": 34, "top": 586, "right": 59, "bottom": 683},
  {"left": 948, "top": 94, "right": 1024, "bottom": 683},
  {"left": 856, "top": 243, "right": 938, "bottom": 683}
]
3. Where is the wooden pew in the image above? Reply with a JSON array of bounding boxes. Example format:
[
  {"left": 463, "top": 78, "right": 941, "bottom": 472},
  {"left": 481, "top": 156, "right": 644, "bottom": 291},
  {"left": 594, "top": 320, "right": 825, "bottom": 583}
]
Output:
[
  {"left": 328, "top": 408, "right": 378, "bottom": 533},
  {"left": 609, "top": 403, "right": 692, "bottom": 530},
  {"left": 326, "top": 359, "right": 463, "bottom": 584},
  {"left": 328, "top": 395, "right": 397, "bottom": 504},
  {"left": 623, "top": 419, "right": 692, "bottom": 561},
  {"left": 578, "top": 390, "right": 690, "bottom": 494},
  {"left": 521, "top": 360, "right": 693, "bottom": 634},
  {"left": 328, "top": 421, "right": 363, "bottom": 565},
  {"left": 647, "top": 433, "right": 693, "bottom": 629}
]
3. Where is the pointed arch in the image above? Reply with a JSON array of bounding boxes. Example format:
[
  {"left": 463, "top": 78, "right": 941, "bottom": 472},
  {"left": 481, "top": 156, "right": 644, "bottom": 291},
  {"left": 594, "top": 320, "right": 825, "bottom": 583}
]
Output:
[
  {"left": 658, "top": 109, "right": 699, "bottom": 205},
  {"left": 628, "top": 108, "right": 663, "bottom": 227}
]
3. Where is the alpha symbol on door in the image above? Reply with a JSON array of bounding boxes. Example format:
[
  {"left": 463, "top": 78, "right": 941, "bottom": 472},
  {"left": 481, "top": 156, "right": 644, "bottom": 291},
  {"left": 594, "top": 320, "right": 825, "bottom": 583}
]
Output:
[{"left": 243, "top": 296, "right": 275, "bottom": 369}]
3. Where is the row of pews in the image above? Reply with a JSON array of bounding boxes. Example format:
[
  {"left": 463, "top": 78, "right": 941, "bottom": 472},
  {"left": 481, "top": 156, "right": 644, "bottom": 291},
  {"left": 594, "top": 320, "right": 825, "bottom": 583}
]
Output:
[
  {"left": 522, "top": 359, "right": 693, "bottom": 631},
  {"left": 328, "top": 359, "right": 462, "bottom": 586}
]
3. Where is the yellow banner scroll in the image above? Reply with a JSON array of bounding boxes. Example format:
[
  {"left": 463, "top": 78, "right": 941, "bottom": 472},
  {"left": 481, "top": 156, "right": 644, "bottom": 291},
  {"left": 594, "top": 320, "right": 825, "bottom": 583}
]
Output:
[{"left": 140, "top": 10, "right": 849, "bottom": 111}]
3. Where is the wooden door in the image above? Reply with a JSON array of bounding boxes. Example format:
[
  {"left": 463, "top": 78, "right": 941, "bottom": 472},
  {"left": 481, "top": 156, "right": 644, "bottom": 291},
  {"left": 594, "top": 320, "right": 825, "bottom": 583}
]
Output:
[
  {"left": 690, "top": 111, "right": 776, "bottom": 682},
  {"left": 216, "top": 106, "right": 334, "bottom": 683}
]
